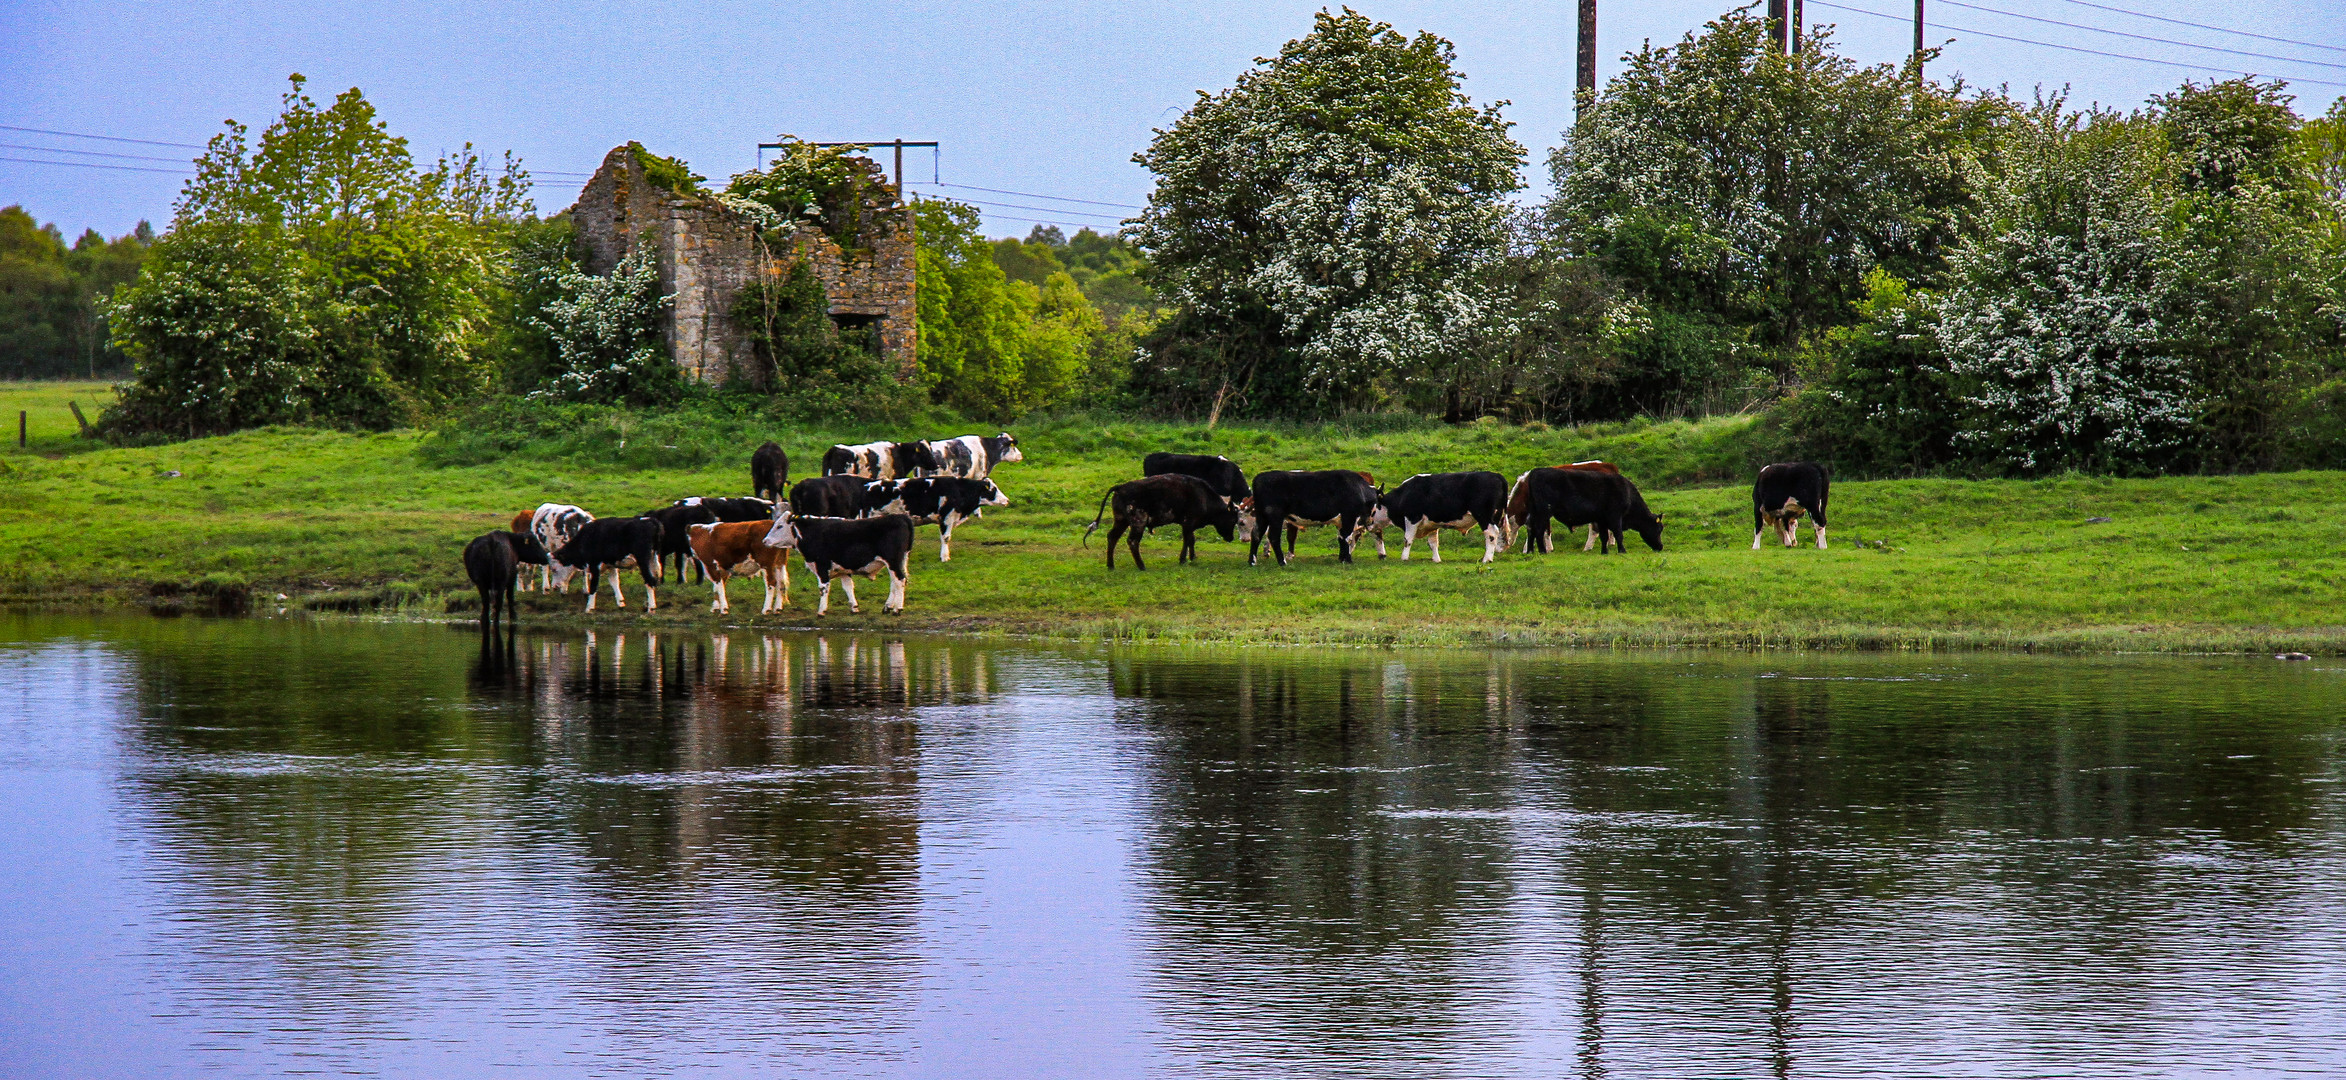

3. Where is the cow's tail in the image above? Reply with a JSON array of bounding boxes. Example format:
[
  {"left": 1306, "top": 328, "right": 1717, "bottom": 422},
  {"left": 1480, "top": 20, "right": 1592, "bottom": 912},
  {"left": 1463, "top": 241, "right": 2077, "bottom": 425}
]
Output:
[{"left": 1081, "top": 486, "right": 1117, "bottom": 546}]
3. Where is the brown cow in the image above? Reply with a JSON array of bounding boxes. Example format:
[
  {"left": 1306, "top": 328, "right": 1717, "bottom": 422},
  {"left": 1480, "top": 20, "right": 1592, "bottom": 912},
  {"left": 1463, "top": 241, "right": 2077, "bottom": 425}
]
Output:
[
  {"left": 1505, "top": 461, "right": 1622, "bottom": 552},
  {"left": 687, "top": 520, "right": 795, "bottom": 614}
]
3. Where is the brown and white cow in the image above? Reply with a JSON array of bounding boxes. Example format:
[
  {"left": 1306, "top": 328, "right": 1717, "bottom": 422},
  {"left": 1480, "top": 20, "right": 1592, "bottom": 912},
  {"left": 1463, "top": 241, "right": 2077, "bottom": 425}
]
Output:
[
  {"left": 687, "top": 520, "right": 795, "bottom": 614},
  {"left": 1753, "top": 462, "right": 1830, "bottom": 549}
]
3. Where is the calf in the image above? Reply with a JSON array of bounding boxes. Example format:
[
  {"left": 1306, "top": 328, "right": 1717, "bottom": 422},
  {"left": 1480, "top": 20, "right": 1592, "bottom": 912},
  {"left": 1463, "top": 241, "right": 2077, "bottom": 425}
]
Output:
[
  {"left": 1247, "top": 470, "right": 1379, "bottom": 566},
  {"left": 1510, "top": 468, "right": 1664, "bottom": 554},
  {"left": 862, "top": 477, "right": 1010, "bottom": 561},
  {"left": 751, "top": 441, "right": 789, "bottom": 502},
  {"left": 1753, "top": 462, "right": 1830, "bottom": 549},
  {"left": 1142, "top": 452, "right": 1249, "bottom": 503},
  {"left": 551, "top": 517, "right": 666, "bottom": 612},
  {"left": 821, "top": 440, "right": 930, "bottom": 479},
  {"left": 688, "top": 520, "right": 794, "bottom": 614},
  {"left": 789, "top": 475, "right": 872, "bottom": 519},
  {"left": 764, "top": 513, "right": 913, "bottom": 615},
  {"left": 529, "top": 503, "right": 595, "bottom": 591},
  {"left": 924, "top": 433, "right": 1024, "bottom": 479},
  {"left": 463, "top": 530, "right": 545, "bottom": 630},
  {"left": 1084, "top": 474, "right": 1244, "bottom": 570},
  {"left": 1367, "top": 471, "right": 1509, "bottom": 563}
]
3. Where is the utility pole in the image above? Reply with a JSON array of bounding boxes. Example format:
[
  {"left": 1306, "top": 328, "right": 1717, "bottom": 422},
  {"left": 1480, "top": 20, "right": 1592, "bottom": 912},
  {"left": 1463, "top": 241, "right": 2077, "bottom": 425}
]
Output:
[
  {"left": 1913, "top": 0, "right": 1926, "bottom": 83},
  {"left": 759, "top": 139, "right": 939, "bottom": 198},
  {"left": 1767, "top": 0, "right": 1789, "bottom": 52},
  {"left": 1576, "top": 0, "right": 1597, "bottom": 107},
  {"left": 1792, "top": 0, "right": 1804, "bottom": 52}
]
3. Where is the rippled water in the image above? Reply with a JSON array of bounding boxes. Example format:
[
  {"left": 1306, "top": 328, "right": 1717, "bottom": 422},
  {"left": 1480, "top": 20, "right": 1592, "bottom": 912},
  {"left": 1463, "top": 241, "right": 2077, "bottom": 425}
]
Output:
[{"left": 1, "top": 615, "right": 2341, "bottom": 1078}]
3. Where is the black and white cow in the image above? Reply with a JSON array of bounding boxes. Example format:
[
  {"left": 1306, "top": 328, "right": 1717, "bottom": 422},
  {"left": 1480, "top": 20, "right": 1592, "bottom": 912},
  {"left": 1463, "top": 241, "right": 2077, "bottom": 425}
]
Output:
[
  {"left": 1141, "top": 452, "right": 1249, "bottom": 504},
  {"left": 861, "top": 477, "right": 1010, "bottom": 561},
  {"left": 924, "top": 433, "right": 1023, "bottom": 479},
  {"left": 789, "top": 476, "right": 872, "bottom": 519},
  {"left": 1753, "top": 462, "right": 1830, "bottom": 549},
  {"left": 1084, "top": 473, "right": 1244, "bottom": 570},
  {"left": 751, "top": 441, "right": 789, "bottom": 502},
  {"left": 463, "top": 529, "right": 545, "bottom": 630},
  {"left": 763, "top": 513, "right": 914, "bottom": 615},
  {"left": 1247, "top": 470, "right": 1380, "bottom": 566},
  {"left": 822, "top": 440, "right": 931, "bottom": 479},
  {"left": 551, "top": 517, "right": 665, "bottom": 612},
  {"left": 1366, "top": 471, "right": 1510, "bottom": 563},
  {"left": 1510, "top": 468, "right": 1664, "bottom": 554},
  {"left": 528, "top": 503, "right": 594, "bottom": 592}
]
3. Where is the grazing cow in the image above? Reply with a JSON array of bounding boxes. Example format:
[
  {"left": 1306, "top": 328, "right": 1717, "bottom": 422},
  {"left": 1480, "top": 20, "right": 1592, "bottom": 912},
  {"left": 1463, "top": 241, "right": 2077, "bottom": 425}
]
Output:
[
  {"left": 463, "top": 530, "right": 545, "bottom": 630},
  {"left": 641, "top": 499, "right": 722, "bottom": 584},
  {"left": 1247, "top": 470, "right": 1379, "bottom": 566},
  {"left": 1510, "top": 468, "right": 1664, "bottom": 554},
  {"left": 1142, "top": 452, "right": 1249, "bottom": 504},
  {"left": 1753, "top": 462, "right": 1831, "bottom": 549},
  {"left": 529, "top": 503, "right": 595, "bottom": 591},
  {"left": 751, "top": 441, "right": 789, "bottom": 502},
  {"left": 861, "top": 477, "right": 1010, "bottom": 561},
  {"left": 821, "top": 440, "right": 931, "bottom": 479},
  {"left": 551, "top": 517, "right": 665, "bottom": 612},
  {"left": 1365, "top": 471, "right": 1509, "bottom": 563},
  {"left": 924, "top": 433, "right": 1025, "bottom": 479},
  {"left": 1083, "top": 474, "right": 1244, "bottom": 570},
  {"left": 764, "top": 513, "right": 914, "bottom": 615},
  {"left": 790, "top": 475, "right": 872, "bottom": 519},
  {"left": 1498, "top": 461, "right": 1623, "bottom": 552},
  {"left": 687, "top": 520, "right": 795, "bottom": 614}
]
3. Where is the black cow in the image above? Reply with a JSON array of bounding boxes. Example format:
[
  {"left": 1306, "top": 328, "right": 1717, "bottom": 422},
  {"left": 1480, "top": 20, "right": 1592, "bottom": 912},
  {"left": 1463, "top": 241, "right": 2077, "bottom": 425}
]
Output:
[
  {"left": 1247, "top": 470, "right": 1379, "bottom": 566},
  {"left": 1083, "top": 474, "right": 1243, "bottom": 570},
  {"left": 463, "top": 530, "right": 545, "bottom": 630},
  {"left": 1367, "top": 471, "right": 1509, "bottom": 563},
  {"left": 789, "top": 476, "right": 872, "bottom": 519},
  {"left": 862, "top": 477, "right": 1010, "bottom": 561},
  {"left": 925, "top": 433, "right": 1024, "bottom": 479},
  {"left": 697, "top": 496, "right": 777, "bottom": 523},
  {"left": 821, "top": 440, "right": 931, "bottom": 479},
  {"left": 552, "top": 517, "right": 666, "bottom": 611},
  {"left": 751, "top": 441, "right": 789, "bottom": 502},
  {"left": 1142, "top": 452, "right": 1249, "bottom": 503},
  {"left": 641, "top": 500, "right": 721, "bottom": 583},
  {"left": 1753, "top": 462, "right": 1830, "bottom": 549},
  {"left": 763, "top": 513, "right": 914, "bottom": 615},
  {"left": 1512, "top": 468, "right": 1664, "bottom": 554}
]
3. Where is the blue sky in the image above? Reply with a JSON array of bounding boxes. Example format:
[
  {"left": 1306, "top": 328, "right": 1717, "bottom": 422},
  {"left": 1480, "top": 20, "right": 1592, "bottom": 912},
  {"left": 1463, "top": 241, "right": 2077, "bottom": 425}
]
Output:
[{"left": 4, "top": 0, "right": 2342, "bottom": 241}]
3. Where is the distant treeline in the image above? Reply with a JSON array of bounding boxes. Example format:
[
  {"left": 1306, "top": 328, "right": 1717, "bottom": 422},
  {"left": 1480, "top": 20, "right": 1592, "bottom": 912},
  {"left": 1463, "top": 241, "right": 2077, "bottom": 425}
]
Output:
[{"left": 0, "top": 207, "right": 150, "bottom": 378}]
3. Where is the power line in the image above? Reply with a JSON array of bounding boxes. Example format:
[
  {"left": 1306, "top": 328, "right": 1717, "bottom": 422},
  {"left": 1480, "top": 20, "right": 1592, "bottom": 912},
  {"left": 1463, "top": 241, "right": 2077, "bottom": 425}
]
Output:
[
  {"left": 0, "top": 124, "right": 207, "bottom": 149},
  {"left": 1935, "top": 0, "right": 2346, "bottom": 72},
  {"left": 0, "top": 156, "right": 191, "bottom": 175},
  {"left": 1810, "top": 0, "right": 2346, "bottom": 87},
  {"left": 910, "top": 181, "right": 1141, "bottom": 210},
  {"left": 918, "top": 194, "right": 1128, "bottom": 221},
  {"left": 0, "top": 142, "right": 192, "bottom": 164},
  {"left": 2050, "top": 0, "right": 2346, "bottom": 57}
]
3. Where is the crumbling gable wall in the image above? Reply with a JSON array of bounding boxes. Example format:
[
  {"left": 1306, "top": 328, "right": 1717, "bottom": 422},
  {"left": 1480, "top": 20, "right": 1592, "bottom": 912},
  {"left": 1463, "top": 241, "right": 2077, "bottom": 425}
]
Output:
[{"left": 568, "top": 145, "right": 916, "bottom": 383}]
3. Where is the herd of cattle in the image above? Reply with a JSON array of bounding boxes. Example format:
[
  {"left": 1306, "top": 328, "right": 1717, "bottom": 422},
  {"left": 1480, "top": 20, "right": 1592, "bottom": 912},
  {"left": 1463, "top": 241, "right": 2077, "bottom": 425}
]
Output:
[{"left": 459, "top": 428, "right": 1836, "bottom": 626}]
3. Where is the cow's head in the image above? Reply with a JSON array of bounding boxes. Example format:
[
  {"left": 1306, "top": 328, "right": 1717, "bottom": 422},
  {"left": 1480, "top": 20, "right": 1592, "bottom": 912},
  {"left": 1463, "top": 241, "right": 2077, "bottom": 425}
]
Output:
[
  {"left": 508, "top": 530, "right": 549, "bottom": 566},
  {"left": 1234, "top": 497, "right": 1257, "bottom": 539},
  {"left": 764, "top": 512, "right": 800, "bottom": 551},
  {"left": 979, "top": 480, "right": 1010, "bottom": 508},
  {"left": 995, "top": 432, "right": 1023, "bottom": 462},
  {"left": 1634, "top": 512, "right": 1665, "bottom": 552}
]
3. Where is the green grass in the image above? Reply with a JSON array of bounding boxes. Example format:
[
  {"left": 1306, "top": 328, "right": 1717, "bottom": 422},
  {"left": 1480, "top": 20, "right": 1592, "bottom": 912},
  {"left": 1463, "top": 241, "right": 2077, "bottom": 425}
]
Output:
[
  {"left": 0, "top": 380, "right": 118, "bottom": 457},
  {"left": 0, "top": 383, "right": 2340, "bottom": 653}
]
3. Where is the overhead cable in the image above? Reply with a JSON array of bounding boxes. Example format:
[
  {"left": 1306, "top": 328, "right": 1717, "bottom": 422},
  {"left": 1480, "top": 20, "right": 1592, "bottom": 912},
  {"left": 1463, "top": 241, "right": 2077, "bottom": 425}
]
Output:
[
  {"left": 0, "top": 156, "right": 191, "bottom": 175},
  {"left": 1807, "top": 1, "right": 2346, "bottom": 88},
  {"left": 1935, "top": 0, "right": 2346, "bottom": 71},
  {"left": 0, "top": 142, "right": 192, "bottom": 164},
  {"left": 911, "top": 181, "right": 1141, "bottom": 210},
  {"left": 2050, "top": 0, "right": 2346, "bottom": 56},
  {"left": 0, "top": 124, "right": 206, "bottom": 149},
  {"left": 919, "top": 194, "right": 1128, "bottom": 221}
]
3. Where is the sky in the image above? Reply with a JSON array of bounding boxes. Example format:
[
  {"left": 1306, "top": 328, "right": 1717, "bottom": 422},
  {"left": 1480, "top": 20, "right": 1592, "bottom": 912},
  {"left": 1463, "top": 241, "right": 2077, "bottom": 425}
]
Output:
[{"left": 4, "top": 0, "right": 2343, "bottom": 242}]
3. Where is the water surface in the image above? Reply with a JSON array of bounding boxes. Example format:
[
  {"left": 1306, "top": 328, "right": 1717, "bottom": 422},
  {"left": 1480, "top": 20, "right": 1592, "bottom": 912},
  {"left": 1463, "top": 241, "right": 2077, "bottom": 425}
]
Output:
[{"left": 1, "top": 615, "right": 2340, "bottom": 1077}]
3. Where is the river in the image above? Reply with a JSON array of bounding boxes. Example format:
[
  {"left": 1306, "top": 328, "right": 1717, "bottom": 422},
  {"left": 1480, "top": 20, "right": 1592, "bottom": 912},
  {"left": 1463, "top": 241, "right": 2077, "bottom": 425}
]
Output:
[{"left": 1, "top": 615, "right": 2340, "bottom": 1078}]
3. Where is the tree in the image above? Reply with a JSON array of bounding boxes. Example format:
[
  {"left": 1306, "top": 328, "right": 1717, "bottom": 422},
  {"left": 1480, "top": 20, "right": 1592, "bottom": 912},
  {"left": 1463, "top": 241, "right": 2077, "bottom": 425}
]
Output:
[
  {"left": 1129, "top": 8, "right": 1524, "bottom": 417},
  {"left": 0, "top": 207, "right": 153, "bottom": 378},
  {"left": 105, "top": 75, "right": 529, "bottom": 437}
]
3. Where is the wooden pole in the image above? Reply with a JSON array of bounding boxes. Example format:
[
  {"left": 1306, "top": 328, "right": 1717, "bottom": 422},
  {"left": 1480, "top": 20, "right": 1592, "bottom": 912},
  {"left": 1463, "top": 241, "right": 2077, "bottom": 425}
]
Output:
[
  {"left": 1576, "top": 0, "right": 1597, "bottom": 106},
  {"left": 1767, "top": 0, "right": 1789, "bottom": 51},
  {"left": 17, "top": 411, "right": 23, "bottom": 448},
  {"left": 68, "top": 401, "right": 93, "bottom": 438},
  {"left": 1914, "top": 0, "right": 1926, "bottom": 82}
]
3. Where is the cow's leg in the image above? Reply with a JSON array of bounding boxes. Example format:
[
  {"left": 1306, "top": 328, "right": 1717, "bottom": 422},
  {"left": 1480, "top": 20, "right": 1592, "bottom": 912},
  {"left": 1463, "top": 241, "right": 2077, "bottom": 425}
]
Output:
[
  {"left": 1813, "top": 508, "right": 1828, "bottom": 549},
  {"left": 1336, "top": 516, "right": 1355, "bottom": 565},
  {"left": 583, "top": 568, "right": 600, "bottom": 612},
  {"left": 1247, "top": 520, "right": 1264, "bottom": 566},
  {"left": 1401, "top": 520, "right": 1418, "bottom": 561},
  {"left": 816, "top": 573, "right": 833, "bottom": 616},
  {"left": 885, "top": 560, "right": 907, "bottom": 614},
  {"left": 642, "top": 572, "right": 657, "bottom": 611},
  {"left": 840, "top": 575, "right": 861, "bottom": 613},
  {"left": 1179, "top": 526, "right": 1195, "bottom": 564},
  {"left": 939, "top": 515, "right": 954, "bottom": 562},
  {"left": 1106, "top": 521, "right": 1127, "bottom": 569},
  {"left": 1583, "top": 524, "right": 1599, "bottom": 551},
  {"left": 708, "top": 567, "right": 728, "bottom": 613},
  {"left": 1127, "top": 522, "right": 1146, "bottom": 572},
  {"left": 1430, "top": 525, "right": 1443, "bottom": 564},
  {"left": 1374, "top": 525, "right": 1387, "bottom": 559}
]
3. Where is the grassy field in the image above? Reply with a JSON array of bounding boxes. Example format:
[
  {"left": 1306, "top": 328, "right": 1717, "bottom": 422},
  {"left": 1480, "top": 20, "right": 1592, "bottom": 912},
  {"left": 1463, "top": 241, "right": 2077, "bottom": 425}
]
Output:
[{"left": 1, "top": 381, "right": 2341, "bottom": 653}]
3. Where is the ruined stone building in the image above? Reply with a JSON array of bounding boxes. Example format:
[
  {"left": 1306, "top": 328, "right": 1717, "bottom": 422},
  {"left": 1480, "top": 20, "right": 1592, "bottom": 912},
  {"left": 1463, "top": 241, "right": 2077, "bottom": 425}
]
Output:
[{"left": 567, "top": 144, "right": 916, "bottom": 382}]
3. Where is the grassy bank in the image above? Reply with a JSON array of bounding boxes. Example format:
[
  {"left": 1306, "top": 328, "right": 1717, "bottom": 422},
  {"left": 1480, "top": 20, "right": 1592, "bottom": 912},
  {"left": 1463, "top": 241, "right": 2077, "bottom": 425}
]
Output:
[{"left": 1, "top": 384, "right": 2340, "bottom": 653}]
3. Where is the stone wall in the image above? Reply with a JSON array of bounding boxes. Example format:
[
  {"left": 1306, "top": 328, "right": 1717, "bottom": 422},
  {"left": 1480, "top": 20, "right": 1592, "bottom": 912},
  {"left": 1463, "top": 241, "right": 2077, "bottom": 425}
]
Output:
[{"left": 568, "top": 144, "right": 917, "bottom": 383}]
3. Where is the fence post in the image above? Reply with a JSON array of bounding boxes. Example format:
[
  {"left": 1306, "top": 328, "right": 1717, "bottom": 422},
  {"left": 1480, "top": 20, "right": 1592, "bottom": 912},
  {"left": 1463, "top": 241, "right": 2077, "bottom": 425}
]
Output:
[
  {"left": 17, "top": 411, "right": 23, "bottom": 448},
  {"left": 68, "top": 401, "right": 94, "bottom": 438}
]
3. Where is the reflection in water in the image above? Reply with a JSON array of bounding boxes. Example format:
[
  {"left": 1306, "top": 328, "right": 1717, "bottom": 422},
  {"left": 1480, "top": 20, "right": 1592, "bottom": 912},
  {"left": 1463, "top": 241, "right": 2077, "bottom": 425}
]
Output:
[{"left": 0, "top": 616, "right": 2338, "bottom": 1078}]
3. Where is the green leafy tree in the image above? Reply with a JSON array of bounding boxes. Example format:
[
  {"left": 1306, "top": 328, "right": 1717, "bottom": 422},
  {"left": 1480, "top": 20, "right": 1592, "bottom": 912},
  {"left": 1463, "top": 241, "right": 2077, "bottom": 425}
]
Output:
[
  {"left": 1129, "top": 8, "right": 1524, "bottom": 417},
  {"left": 528, "top": 242, "right": 681, "bottom": 407},
  {"left": 105, "top": 75, "right": 529, "bottom": 436},
  {"left": 916, "top": 200, "right": 1041, "bottom": 416},
  {"left": 0, "top": 207, "right": 153, "bottom": 378}
]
